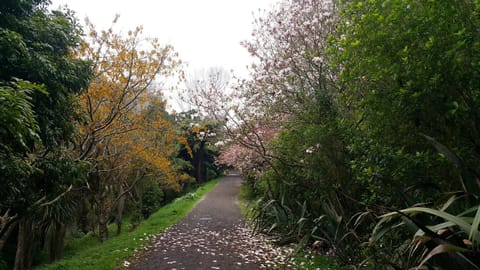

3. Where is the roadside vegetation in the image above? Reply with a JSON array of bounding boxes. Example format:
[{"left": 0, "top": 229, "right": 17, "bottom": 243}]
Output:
[
  {"left": 214, "top": 0, "right": 480, "bottom": 269},
  {"left": 0, "top": 1, "right": 223, "bottom": 269},
  {"left": 238, "top": 183, "right": 341, "bottom": 270},
  {"left": 37, "top": 179, "right": 219, "bottom": 270}
]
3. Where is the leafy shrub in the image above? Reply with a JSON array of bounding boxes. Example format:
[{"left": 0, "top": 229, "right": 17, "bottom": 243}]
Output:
[
  {"left": 372, "top": 200, "right": 480, "bottom": 269},
  {"left": 141, "top": 182, "right": 164, "bottom": 218}
]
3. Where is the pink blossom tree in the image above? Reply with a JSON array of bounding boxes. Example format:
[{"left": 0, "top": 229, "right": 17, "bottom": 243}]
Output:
[
  {"left": 183, "top": 1, "right": 339, "bottom": 184},
  {"left": 215, "top": 0, "right": 339, "bottom": 175},
  {"left": 216, "top": 125, "right": 280, "bottom": 176},
  {"left": 240, "top": 0, "right": 338, "bottom": 119}
]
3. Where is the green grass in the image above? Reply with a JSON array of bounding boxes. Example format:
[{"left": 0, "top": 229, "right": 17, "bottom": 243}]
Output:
[
  {"left": 36, "top": 178, "right": 220, "bottom": 270},
  {"left": 292, "top": 251, "right": 342, "bottom": 270},
  {"left": 237, "top": 182, "right": 257, "bottom": 220}
]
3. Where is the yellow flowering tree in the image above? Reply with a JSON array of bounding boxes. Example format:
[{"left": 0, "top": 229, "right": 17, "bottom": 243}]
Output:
[{"left": 76, "top": 18, "right": 189, "bottom": 241}]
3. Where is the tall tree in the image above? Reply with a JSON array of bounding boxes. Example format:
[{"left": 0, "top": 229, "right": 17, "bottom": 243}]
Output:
[
  {"left": 76, "top": 19, "right": 186, "bottom": 242},
  {"left": 178, "top": 68, "right": 231, "bottom": 183},
  {"left": 183, "top": 67, "right": 231, "bottom": 118},
  {"left": 0, "top": 0, "right": 91, "bottom": 269},
  {"left": 225, "top": 0, "right": 361, "bottom": 263}
]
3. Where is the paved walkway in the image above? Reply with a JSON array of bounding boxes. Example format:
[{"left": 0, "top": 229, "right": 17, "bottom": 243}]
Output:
[{"left": 129, "top": 175, "right": 292, "bottom": 270}]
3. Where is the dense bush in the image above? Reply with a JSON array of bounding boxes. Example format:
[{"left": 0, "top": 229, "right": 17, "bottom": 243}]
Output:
[
  {"left": 231, "top": 0, "right": 480, "bottom": 268},
  {"left": 141, "top": 181, "right": 164, "bottom": 218}
]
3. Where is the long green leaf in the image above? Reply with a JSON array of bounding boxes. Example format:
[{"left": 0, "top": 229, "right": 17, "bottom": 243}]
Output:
[
  {"left": 268, "top": 222, "right": 278, "bottom": 233},
  {"left": 422, "top": 134, "right": 460, "bottom": 167},
  {"left": 417, "top": 244, "right": 472, "bottom": 270},
  {"left": 469, "top": 205, "right": 480, "bottom": 244},
  {"left": 458, "top": 206, "right": 480, "bottom": 217},
  {"left": 440, "top": 195, "right": 457, "bottom": 212},
  {"left": 261, "top": 199, "right": 277, "bottom": 210},
  {"left": 414, "top": 221, "right": 455, "bottom": 237},
  {"left": 382, "top": 207, "right": 480, "bottom": 242},
  {"left": 371, "top": 219, "right": 405, "bottom": 243}
]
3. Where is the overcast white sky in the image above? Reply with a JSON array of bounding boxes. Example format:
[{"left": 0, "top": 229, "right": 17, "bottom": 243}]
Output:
[{"left": 50, "top": 0, "right": 277, "bottom": 78}]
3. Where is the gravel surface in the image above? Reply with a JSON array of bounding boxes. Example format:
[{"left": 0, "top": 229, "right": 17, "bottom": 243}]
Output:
[{"left": 128, "top": 175, "right": 296, "bottom": 270}]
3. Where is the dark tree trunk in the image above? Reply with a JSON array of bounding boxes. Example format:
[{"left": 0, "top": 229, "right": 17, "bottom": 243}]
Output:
[
  {"left": 92, "top": 170, "right": 109, "bottom": 243},
  {"left": 14, "top": 218, "right": 35, "bottom": 270},
  {"left": 49, "top": 222, "right": 66, "bottom": 262},
  {"left": 194, "top": 141, "right": 207, "bottom": 184},
  {"left": 78, "top": 198, "right": 91, "bottom": 234},
  {"left": 115, "top": 184, "right": 125, "bottom": 236},
  {"left": 98, "top": 202, "right": 109, "bottom": 243}
]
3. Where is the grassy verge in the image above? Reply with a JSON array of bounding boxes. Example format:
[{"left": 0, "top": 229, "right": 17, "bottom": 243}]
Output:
[
  {"left": 36, "top": 178, "right": 220, "bottom": 270},
  {"left": 293, "top": 251, "right": 341, "bottom": 270},
  {"left": 237, "top": 182, "right": 256, "bottom": 220},
  {"left": 237, "top": 182, "right": 341, "bottom": 270}
]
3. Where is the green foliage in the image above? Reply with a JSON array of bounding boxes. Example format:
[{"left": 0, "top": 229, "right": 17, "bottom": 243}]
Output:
[
  {"left": 140, "top": 181, "right": 164, "bottom": 218},
  {"left": 0, "top": 80, "right": 42, "bottom": 152},
  {"left": 174, "top": 110, "right": 223, "bottom": 183},
  {"left": 372, "top": 201, "right": 480, "bottom": 268},
  {"left": 240, "top": 0, "right": 480, "bottom": 268},
  {"left": 0, "top": 0, "right": 91, "bottom": 208},
  {"left": 0, "top": 2, "right": 90, "bottom": 148},
  {"left": 237, "top": 183, "right": 256, "bottom": 219},
  {"left": 0, "top": 0, "right": 49, "bottom": 17},
  {"left": 334, "top": 0, "right": 480, "bottom": 267},
  {"left": 0, "top": 0, "right": 92, "bottom": 268},
  {"left": 0, "top": 81, "right": 40, "bottom": 211},
  {"left": 238, "top": 182, "right": 343, "bottom": 269},
  {"left": 337, "top": 0, "right": 480, "bottom": 199},
  {"left": 245, "top": 87, "right": 365, "bottom": 263}
]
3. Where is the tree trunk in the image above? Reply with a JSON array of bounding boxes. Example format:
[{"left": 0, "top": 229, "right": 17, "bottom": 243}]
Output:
[
  {"left": 14, "top": 218, "right": 35, "bottom": 270},
  {"left": 115, "top": 184, "right": 125, "bottom": 236},
  {"left": 195, "top": 141, "right": 206, "bottom": 184},
  {"left": 0, "top": 217, "right": 17, "bottom": 251},
  {"left": 78, "top": 198, "right": 91, "bottom": 234},
  {"left": 98, "top": 203, "right": 109, "bottom": 243},
  {"left": 49, "top": 222, "right": 66, "bottom": 262}
]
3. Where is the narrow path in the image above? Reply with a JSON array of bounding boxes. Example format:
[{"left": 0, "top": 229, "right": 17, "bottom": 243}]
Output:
[{"left": 129, "top": 175, "right": 280, "bottom": 270}]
